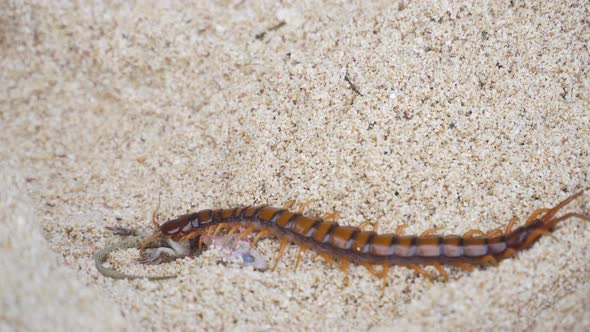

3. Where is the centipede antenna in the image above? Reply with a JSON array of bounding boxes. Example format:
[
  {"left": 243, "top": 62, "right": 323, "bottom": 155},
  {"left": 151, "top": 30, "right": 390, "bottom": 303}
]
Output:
[{"left": 151, "top": 193, "right": 162, "bottom": 230}]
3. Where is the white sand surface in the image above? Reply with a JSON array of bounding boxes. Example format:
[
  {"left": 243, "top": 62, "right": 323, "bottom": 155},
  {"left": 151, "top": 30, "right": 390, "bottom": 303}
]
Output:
[{"left": 1, "top": 1, "right": 589, "bottom": 331}]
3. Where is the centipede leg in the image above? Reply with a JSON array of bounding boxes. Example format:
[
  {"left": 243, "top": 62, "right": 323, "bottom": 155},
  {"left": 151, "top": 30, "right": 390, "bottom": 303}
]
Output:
[
  {"left": 545, "top": 212, "right": 590, "bottom": 228},
  {"left": 294, "top": 244, "right": 308, "bottom": 272},
  {"left": 451, "top": 262, "right": 474, "bottom": 272},
  {"left": 540, "top": 191, "right": 585, "bottom": 223},
  {"left": 380, "top": 264, "right": 389, "bottom": 292},
  {"left": 477, "top": 255, "right": 499, "bottom": 267},
  {"left": 358, "top": 220, "right": 373, "bottom": 231},
  {"left": 499, "top": 248, "right": 517, "bottom": 259},
  {"left": 282, "top": 199, "right": 296, "bottom": 209},
  {"left": 420, "top": 227, "right": 444, "bottom": 236},
  {"left": 223, "top": 225, "right": 242, "bottom": 245},
  {"left": 362, "top": 263, "right": 380, "bottom": 277},
  {"left": 320, "top": 252, "right": 339, "bottom": 267},
  {"left": 525, "top": 208, "right": 551, "bottom": 225},
  {"left": 321, "top": 213, "right": 339, "bottom": 222},
  {"left": 250, "top": 229, "right": 273, "bottom": 248},
  {"left": 197, "top": 236, "right": 204, "bottom": 252},
  {"left": 486, "top": 228, "right": 503, "bottom": 237},
  {"left": 298, "top": 199, "right": 318, "bottom": 213},
  {"left": 432, "top": 262, "right": 449, "bottom": 281},
  {"left": 340, "top": 259, "right": 350, "bottom": 286},
  {"left": 395, "top": 224, "right": 408, "bottom": 235},
  {"left": 233, "top": 224, "right": 257, "bottom": 245},
  {"left": 463, "top": 229, "right": 485, "bottom": 238},
  {"left": 408, "top": 264, "right": 433, "bottom": 282},
  {"left": 520, "top": 229, "right": 555, "bottom": 248},
  {"left": 505, "top": 217, "right": 519, "bottom": 235},
  {"left": 212, "top": 224, "right": 228, "bottom": 238},
  {"left": 271, "top": 239, "right": 290, "bottom": 272}
]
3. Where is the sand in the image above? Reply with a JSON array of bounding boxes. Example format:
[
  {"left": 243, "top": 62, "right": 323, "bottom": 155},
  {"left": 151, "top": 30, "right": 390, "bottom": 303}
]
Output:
[{"left": 1, "top": 1, "right": 589, "bottom": 331}]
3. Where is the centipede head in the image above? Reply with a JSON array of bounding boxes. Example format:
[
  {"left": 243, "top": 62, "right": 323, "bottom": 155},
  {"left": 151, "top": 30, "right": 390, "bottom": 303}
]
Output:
[
  {"left": 159, "top": 212, "right": 202, "bottom": 239},
  {"left": 140, "top": 214, "right": 198, "bottom": 250}
]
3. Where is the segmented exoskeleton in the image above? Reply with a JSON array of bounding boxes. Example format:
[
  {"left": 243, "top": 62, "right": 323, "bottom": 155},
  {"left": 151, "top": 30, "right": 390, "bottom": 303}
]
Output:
[{"left": 127, "top": 190, "right": 589, "bottom": 282}]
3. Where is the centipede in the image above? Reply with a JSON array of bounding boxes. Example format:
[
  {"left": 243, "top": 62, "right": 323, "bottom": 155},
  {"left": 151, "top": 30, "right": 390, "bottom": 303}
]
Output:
[{"left": 95, "top": 190, "right": 589, "bottom": 283}]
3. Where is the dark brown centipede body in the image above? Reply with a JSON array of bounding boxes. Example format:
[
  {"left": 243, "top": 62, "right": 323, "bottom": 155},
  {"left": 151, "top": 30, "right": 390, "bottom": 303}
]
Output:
[
  {"left": 163, "top": 207, "right": 522, "bottom": 264},
  {"left": 142, "top": 191, "right": 589, "bottom": 281}
]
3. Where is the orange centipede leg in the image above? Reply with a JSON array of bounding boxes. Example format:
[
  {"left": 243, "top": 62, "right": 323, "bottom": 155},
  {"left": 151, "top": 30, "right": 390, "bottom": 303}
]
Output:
[
  {"left": 395, "top": 224, "right": 408, "bottom": 235},
  {"left": 340, "top": 259, "right": 350, "bottom": 286},
  {"left": 505, "top": 217, "right": 519, "bottom": 235},
  {"left": 520, "top": 229, "right": 556, "bottom": 248},
  {"left": 451, "top": 262, "right": 474, "bottom": 272},
  {"left": 197, "top": 236, "right": 204, "bottom": 252},
  {"left": 212, "top": 224, "right": 228, "bottom": 238},
  {"left": 408, "top": 264, "right": 433, "bottom": 282},
  {"left": 380, "top": 264, "right": 390, "bottom": 292},
  {"left": 232, "top": 224, "right": 257, "bottom": 245},
  {"left": 294, "top": 244, "right": 308, "bottom": 272},
  {"left": 271, "top": 239, "right": 290, "bottom": 272},
  {"left": 525, "top": 208, "right": 551, "bottom": 225},
  {"left": 362, "top": 263, "right": 380, "bottom": 277},
  {"left": 320, "top": 252, "right": 339, "bottom": 267},
  {"left": 358, "top": 220, "right": 371, "bottom": 230},
  {"left": 539, "top": 191, "right": 585, "bottom": 224},
  {"left": 297, "top": 199, "right": 318, "bottom": 213},
  {"left": 477, "top": 255, "right": 499, "bottom": 267},
  {"left": 432, "top": 263, "right": 449, "bottom": 281},
  {"left": 420, "top": 227, "right": 444, "bottom": 237},
  {"left": 321, "top": 213, "right": 339, "bottom": 222},
  {"left": 499, "top": 248, "right": 517, "bottom": 259},
  {"left": 358, "top": 220, "right": 373, "bottom": 231},
  {"left": 372, "top": 220, "right": 380, "bottom": 233},
  {"left": 282, "top": 199, "right": 296, "bottom": 209},
  {"left": 486, "top": 228, "right": 504, "bottom": 237},
  {"left": 223, "top": 225, "right": 241, "bottom": 245},
  {"left": 545, "top": 212, "right": 590, "bottom": 228},
  {"left": 463, "top": 229, "right": 485, "bottom": 238},
  {"left": 250, "top": 229, "right": 273, "bottom": 248}
]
